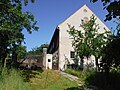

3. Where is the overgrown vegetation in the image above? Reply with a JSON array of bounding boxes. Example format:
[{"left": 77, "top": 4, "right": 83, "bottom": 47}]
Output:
[
  {"left": 0, "top": 68, "right": 31, "bottom": 90},
  {"left": 83, "top": 70, "right": 120, "bottom": 90}
]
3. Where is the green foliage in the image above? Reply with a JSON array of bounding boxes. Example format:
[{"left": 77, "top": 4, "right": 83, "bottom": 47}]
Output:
[
  {"left": 83, "top": 70, "right": 120, "bottom": 90},
  {"left": 16, "top": 45, "right": 27, "bottom": 61},
  {"left": 90, "top": 0, "right": 120, "bottom": 21},
  {"left": 101, "top": 18, "right": 120, "bottom": 70},
  {"left": 27, "top": 43, "right": 49, "bottom": 55},
  {"left": 0, "top": 0, "right": 39, "bottom": 67}
]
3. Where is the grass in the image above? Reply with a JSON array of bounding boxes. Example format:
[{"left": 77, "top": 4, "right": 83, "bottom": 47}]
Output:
[
  {"left": 0, "top": 68, "right": 78, "bottom": 90},
  {"left": 0, "top": 68, "right": 31, "bottom": 90},
  {"left": 65, "top": 69, "right": 81, "bottom": 77},
  {"left": 24, "top": 70, "right": 78, "bottom": 90},
  {"left": 65, "top": 68, "right": 120, "bottom": 90}
]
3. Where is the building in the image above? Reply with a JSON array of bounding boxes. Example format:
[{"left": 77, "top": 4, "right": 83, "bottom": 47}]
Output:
[{"left": 44, "top": 4, "right": 110, "bottom": 70}]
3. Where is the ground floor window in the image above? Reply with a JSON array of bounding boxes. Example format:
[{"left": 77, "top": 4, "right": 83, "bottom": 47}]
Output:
[{"left": 70, "top": 51, "right": 75, "bottom": 58}]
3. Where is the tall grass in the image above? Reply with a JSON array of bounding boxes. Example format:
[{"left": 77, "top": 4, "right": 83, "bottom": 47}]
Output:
[
  {"left": 0, "top": 68, "right": 31, "bottom": 90},
  {"left": 0, "top": 68, "right": 78, "bottom": 90}
]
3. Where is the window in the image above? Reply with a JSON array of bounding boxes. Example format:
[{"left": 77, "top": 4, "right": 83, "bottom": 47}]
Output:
[
  {"left": 48, "top": 59, "right": 51, "bottom": 62},
  {"left": 70, "top": 51, "right": 75, "bottom": 58},
  {"left": 83, "top": 17, "right": 89, "bottom": 24},
  {"left": 83, "top": 9, "right": 87, "bottom": 13},
  {"left": 81, "top": 19, "right": 84, "bottom": 24},
  {"left": 69, "top": 36, "right": 74, "bottom": 39}
]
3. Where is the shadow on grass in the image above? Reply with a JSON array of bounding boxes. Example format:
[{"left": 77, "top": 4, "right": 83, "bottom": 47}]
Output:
[
  {"left": 85, "top": 71, "right": 120, "bottom": 90},
  {"left": 65, "top": 86, "right": 85, "bottom": 90},
  {"left": 22, "top": 69, "right": 43, "bottom": 82},
  {"left": 65, "top": 70, "right": 120, "bottom": 90}
]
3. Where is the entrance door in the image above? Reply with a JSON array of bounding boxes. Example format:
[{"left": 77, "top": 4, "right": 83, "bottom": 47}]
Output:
[{"left": 52, "top": 60, "right": 59, "bottom": 70}]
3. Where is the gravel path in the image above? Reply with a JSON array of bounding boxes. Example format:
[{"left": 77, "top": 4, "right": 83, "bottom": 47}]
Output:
[
  {"left": 60, "top": 71, "right": 83, "bottom": 86},
  {"left": 60, "top": 71, "right": 100, "bottom": 90}
]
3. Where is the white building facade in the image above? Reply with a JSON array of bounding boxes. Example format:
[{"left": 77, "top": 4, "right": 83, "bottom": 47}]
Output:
[{"left": 46, "top": 5, "right": 110, "bottom": 70}]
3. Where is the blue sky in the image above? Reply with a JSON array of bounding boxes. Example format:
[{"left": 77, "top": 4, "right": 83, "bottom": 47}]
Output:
[{"left": 22, "top": 0, "right": 116, "bottom": 51}]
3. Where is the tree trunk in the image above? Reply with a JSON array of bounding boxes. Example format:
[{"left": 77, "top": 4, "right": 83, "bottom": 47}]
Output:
[
  {"left": 95, "top": 57, "right": 100, "bottom": 72},
  {"left": 1, "top": 53, "right": 7, "bottom": 67},
  {"left": 12, "top": 51, "right": 18, "bottom": 67},
  {"left": 104, "top": 65, "right": 110, "bottom": 84}
]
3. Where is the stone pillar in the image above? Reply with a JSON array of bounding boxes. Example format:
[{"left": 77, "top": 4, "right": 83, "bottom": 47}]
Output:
[{"left": 43, "top": 48, "right": 47, "bottom": 68}]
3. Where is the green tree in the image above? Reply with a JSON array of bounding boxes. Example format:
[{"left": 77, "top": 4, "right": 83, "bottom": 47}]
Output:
[
  {"left": 27, "top": 43, "right": 49, "bottom": 55},
  {"left": 0, "top": 0, "right": 39, "bottom": 67},
  {"left": 101, "top": 18, "right": 120, "bottom": 73},
  {"left": 90, "top": 0, "right": 120, "bottom": 21},
  {"left": 68, "top": 15, "right": 110, "bottom": 70},
  {"left": 16, "top": 45, "right": 27, "bottom": 61}
]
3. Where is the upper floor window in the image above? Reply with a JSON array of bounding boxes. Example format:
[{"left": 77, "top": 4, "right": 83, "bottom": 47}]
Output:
[
  {"left": 81, "top": 19, "right": 84, "bottom": 24},
  {"left": 83, "top": 9, "right": 87, "bottom": 13},
  {"left": 83, "top": 17, "right": 89, "bottom": 24}
]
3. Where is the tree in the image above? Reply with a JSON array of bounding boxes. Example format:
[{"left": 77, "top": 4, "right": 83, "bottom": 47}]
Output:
[
  {"left": 68, "top": 15, "right": 110, "bottom": 70},
  {"left": 90, "top": 0, "right": 120, "bottom": 21},
  {"left": 27, "top": 43, "right": 49, "bottom": 55},
  {"left": 101, "top": 18, "right": 120, "bottom": 73},
  {"left": 0, "top": 0, "right": 39, "bottom": 67},
  {"left": 16, "top": 45, "right": 27, "bottom": 61}
]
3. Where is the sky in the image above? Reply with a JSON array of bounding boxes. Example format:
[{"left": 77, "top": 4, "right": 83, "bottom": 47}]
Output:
[{"left": 22, "top": 0, "right": 116, "bottom": 51}]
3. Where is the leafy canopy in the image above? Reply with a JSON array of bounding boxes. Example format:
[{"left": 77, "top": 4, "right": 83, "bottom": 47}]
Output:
[
  {"left": 90, "top": 0, "right": 120, "bottom": 21},
  {"left": 0, "top": 0, "right": 39, "bottom": 66}
]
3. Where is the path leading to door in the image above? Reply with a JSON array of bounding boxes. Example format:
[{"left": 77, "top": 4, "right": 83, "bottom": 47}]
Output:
[
  {"left": 60, "top": 71, "right": 100, "bottom": 90},
  {"left": 60, "top": 71, "right": 83, "bottom": 86}
]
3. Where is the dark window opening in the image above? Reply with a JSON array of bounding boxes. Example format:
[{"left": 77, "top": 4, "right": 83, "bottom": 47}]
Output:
[
  {"left": 48, "top": 59, "right": 51, "bottom": 62},
  {"left": 70, "top": 51, "right": 75, "bottom": 58},
  {"left": 81, "top": 19, "right": 84, "bottom": 24}
]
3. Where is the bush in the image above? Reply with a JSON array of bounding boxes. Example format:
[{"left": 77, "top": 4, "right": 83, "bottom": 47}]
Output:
[{"left": 82, "top": 70, "right": 120, "bottom": 90}]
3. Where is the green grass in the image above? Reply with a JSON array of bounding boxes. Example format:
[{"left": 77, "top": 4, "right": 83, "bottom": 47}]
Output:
[
  {"left": 0, "top": 69, "right": 78, "bottom": 90},
  {"left": 0, "top": 68, "right": 31, "bottom": 90},
  {"left": 25, "top": 70, "right": 78, "bottom": 90},
  {"left": 65, "top": 68, "right": 120, "bottom": 90},
  {"left": 65, "top": 68, "right": 81, "bottom": 77}
]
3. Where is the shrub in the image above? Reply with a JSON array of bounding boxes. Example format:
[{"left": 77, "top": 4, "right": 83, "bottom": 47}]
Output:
[{"left": 82, "top": 69, "right": 120, "bottom": 90}]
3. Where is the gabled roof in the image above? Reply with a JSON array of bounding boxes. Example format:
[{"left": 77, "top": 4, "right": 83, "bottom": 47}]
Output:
[{"left": 58, "top": 4, "right": 110, "bottom": 31}]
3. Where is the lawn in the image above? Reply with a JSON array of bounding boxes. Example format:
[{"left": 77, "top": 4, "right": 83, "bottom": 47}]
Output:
[
  {"left": 0, "top": 68, "right": 89, "bottom": 90},
  {"left": 0, "top": 68, "right": 78, "bottom": 90},
  {"left": 23, "top": 69, "right": 78, "bottom": 90}
]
